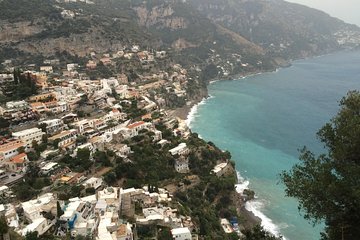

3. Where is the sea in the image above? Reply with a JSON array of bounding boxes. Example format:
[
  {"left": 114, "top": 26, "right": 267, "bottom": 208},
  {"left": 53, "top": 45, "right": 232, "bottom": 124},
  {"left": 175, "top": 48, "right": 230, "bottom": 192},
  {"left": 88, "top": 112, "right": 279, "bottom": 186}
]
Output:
[{"left": 187, "top": 50, "right": 360, "bottom": 240}]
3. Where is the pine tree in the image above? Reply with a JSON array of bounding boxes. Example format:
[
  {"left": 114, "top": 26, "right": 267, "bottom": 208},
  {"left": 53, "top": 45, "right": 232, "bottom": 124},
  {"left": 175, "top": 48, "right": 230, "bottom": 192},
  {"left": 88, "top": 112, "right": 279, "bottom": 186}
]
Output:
[{"left": 281, "top": 91, "right": 360, "bottom": 240}]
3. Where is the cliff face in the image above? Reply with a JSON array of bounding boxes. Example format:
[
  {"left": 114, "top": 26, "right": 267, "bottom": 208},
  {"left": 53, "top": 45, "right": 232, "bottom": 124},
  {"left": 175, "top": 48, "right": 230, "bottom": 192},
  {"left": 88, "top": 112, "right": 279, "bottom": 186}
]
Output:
[
  {"left": 134, "top": 5, "right": 188, "bottom": 29},
  {"left": 0, "top": 0, "right": 159, "bottom": 60},
  {"left": 0, "top": 0, "right": 359, "bottom": 72},
  {"left": 188, "top": 0, "right": 360, "bottom": 59}
]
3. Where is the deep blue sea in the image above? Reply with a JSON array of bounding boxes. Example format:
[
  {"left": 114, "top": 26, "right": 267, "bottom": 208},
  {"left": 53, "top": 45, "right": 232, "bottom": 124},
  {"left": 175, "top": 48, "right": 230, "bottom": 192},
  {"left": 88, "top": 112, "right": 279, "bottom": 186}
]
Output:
[{"left": 187, "top": 50, "right": 360, "bottom": 240}]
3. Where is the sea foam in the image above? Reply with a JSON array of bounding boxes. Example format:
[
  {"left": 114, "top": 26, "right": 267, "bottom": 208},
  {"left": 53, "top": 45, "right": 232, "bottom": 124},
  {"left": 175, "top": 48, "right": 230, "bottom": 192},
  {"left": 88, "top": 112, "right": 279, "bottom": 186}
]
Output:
[
  {"left": 245, "top": 200, "right": 286, "bottom": 239},
  {"left": 235, "top": 171, "right": 286, "bottom": 239},
  {"left": 185, "top": 95, "right": 213, "bottom": 128}
]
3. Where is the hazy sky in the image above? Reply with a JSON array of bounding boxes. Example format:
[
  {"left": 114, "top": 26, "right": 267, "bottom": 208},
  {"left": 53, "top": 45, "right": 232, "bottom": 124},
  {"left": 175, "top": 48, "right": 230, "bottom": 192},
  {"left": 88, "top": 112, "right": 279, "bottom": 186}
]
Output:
[{"left": 286, "top": 0, "right": 360, "bottom": 26}]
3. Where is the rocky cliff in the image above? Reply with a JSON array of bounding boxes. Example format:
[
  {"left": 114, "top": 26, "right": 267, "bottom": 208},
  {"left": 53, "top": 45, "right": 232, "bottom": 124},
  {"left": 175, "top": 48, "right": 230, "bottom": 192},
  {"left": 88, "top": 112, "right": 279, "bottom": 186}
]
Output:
[{"left": 0, "top": 0, "right": 359, "bottom": 73}]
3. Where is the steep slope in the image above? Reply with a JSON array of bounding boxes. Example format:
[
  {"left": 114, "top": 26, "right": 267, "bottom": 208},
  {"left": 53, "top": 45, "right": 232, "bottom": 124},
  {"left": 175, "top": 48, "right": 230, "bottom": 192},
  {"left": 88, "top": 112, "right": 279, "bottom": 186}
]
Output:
[
  {"left": 0, "top": 0, "right": 359, "bottom": 74},
  {"left": 131, "top": 0, "right": 274, "bottom": 70},
  {"left": 189, "top": 0, "right": 360, "bottom": 59},
  {"left": 0, "top": 0, "right": 157, "bottom": 63},
  {"left": 0, "top": 0, "right": 276, "bottom": 74}
]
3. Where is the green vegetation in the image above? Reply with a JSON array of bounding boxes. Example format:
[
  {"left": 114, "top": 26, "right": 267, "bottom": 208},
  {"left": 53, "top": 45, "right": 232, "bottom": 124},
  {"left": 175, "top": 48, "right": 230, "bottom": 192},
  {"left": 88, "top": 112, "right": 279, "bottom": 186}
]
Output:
[
  {"left": 0, "top": 69, "right": 38, "bottom": 103},
  {"left": 56, "top": 184, "right": 85, "bottom": 201},
  {"left": 59, "top": 150, "right": 92, "bottom": 173},
  {"left": 0, "top": 0, "right": 59, "bottom": 21},
  {"left": 0, "top": 216, "right": 9, "bottom": 238},
  {"left": 281, "top": 91, "right": 360, "bottom": 240},
  {"left": 243, "top": 225, "right": 283, "bottom": 240},
  {"left": 104, "top": 130, "right": 177, "bottom": 187},
  {"left": 168, "top": 134, "right": 240, "bottom": 239},
  {"left": 120, "top": 99, "right": 147, "bottom": 119},
  {"left": 13, "top": 163, "right": 51, "bottom": 201}
]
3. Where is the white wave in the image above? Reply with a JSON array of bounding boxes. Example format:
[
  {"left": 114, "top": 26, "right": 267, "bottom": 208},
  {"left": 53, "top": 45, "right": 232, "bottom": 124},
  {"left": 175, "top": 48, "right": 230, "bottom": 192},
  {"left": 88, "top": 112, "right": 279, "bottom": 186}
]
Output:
[
  {"left": 185, "top": 96, "right": 213, "bottom": 128},
  {"left": 235, "top": 171, "right": 250, "bottom": 194},
  {"left": 209, "top": 79, "right": 220, "bottom": 84},
  {"left": 245, "top": 200, "right": 287, "bottom": 239},
  {"left": 235, "top": 171, "right": 287, "bottom": 239}
]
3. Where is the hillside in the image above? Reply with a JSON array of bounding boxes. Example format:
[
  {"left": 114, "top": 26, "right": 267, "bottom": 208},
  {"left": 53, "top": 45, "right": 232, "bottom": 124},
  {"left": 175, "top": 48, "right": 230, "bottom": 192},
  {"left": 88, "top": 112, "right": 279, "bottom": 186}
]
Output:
[
  {"left": 0, "top": 0, "right": 359, "bottom": 77},
  {"left": 189, "top": 0, "right": 360, "bottom": 59}
]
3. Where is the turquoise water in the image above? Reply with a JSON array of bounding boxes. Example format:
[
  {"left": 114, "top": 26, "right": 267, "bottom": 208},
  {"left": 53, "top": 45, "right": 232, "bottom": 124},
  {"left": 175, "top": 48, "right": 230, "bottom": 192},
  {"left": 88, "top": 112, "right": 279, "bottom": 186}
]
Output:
[{"left": 188, "top": 50, "right": 360, "bottom": 240}]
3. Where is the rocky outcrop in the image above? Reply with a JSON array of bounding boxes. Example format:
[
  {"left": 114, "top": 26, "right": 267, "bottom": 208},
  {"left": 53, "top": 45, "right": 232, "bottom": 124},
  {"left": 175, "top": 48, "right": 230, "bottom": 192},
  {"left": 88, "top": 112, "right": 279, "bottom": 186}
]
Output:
[{"left": 134, "top": 5, "right": 188, "bottom": 30}]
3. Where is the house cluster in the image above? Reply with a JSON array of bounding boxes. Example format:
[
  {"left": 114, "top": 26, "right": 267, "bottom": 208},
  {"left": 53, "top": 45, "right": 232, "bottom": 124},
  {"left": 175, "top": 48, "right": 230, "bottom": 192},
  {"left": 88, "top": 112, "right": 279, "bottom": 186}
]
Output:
[
  {"left": 0, "top": 44, "right": 208, "bottom": 238},
  {"left": 0, "top": 184, "right": 195, "bottom": 240}
]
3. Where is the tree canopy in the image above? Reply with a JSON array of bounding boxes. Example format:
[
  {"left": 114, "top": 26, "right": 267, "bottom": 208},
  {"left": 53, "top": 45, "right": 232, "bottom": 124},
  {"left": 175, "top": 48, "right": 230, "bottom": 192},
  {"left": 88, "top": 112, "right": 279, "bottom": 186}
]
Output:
[{"left": 281, "top": 91, "right": 360, "bottom": 240}]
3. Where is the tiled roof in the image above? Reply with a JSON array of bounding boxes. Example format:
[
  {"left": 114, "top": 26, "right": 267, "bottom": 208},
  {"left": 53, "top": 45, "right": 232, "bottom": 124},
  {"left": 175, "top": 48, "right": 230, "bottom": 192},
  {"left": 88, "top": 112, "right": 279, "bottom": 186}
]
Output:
[{"left": 127, "top": 121, "right": 145, "bottom": 129}]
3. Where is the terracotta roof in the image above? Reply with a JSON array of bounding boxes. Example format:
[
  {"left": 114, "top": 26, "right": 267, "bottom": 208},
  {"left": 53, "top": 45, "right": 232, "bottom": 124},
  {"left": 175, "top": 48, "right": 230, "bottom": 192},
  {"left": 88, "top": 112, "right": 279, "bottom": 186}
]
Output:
[
  {"left": 30, "top": 102, "right": 45, "bottom": 108},
  {"left": 10, "top": 153, "right": 27, "bottom": 164},
  {"left": 141, "top": 113, "right": 152, "bottom": 120},
  {"left": 0, "top": 141, "right": 25, "bottom": 152},
  {"left": 117, "top": 224, "right": 127, "bottom": 236},
  {"left": 49, "top": 130, "right": 76, "bottom": 140},
  {"left": 127, "top": 121, "right": 145, "bottom": 129}
]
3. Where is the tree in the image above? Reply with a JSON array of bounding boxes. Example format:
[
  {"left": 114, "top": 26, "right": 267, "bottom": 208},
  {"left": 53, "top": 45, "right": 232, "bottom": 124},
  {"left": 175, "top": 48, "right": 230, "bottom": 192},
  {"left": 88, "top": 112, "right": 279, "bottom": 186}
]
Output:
[
  {"left": 85, "top": 187, "right": 96, "bottom": 195},
  {"left": 13, "top": 182, "right": 36, "bottom": 201},
  {"left": 17, "top": 146, "right": 25, "bottom": 154},
  {"left": 281, "top": 91, "right": 360, "bottom": 240},
  {"left": 76, "top": 135, "right": 87, "bottom": 145},
  {"left": 0, "top": 117, "right": 9, "bottom": 129},
  {"left": 13, "top": 69, "right": 19, "bottom": 85},
  {"left": 158, "top": 227, "right": 171, "bottom": 240},
  {"left": 243, "top": 225, "right": 282, "bottom": 240},
  {"left": 56, "top": 201, "right": 63, "bottom": 218},
  {"left": 103, "top": 172, "right": 116, "bottom": 186},
  {"left": 39, "top": 123, "right": 47, "bottom": 133},
  {"left": 25, "top": 231, "right": 38, "bottom": 240},
  {"left": 0, "top": 216, "right": 9, "bottom": 239},
  {"left": 77, "top": 148, "right": 90, "bottom": 162}
]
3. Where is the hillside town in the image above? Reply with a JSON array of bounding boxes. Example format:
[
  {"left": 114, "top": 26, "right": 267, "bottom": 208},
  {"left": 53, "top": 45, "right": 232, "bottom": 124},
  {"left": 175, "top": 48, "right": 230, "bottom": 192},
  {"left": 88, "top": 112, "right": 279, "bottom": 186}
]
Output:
[{"left": 0, "top": 45, "right": 240, "bottom": 240}]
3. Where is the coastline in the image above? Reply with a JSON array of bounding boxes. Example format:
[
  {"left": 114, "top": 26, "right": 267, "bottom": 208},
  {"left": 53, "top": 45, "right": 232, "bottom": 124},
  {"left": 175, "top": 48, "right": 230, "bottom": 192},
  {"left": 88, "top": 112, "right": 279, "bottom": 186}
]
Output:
[
  {"left": 170, "top": 62, "right": 294, "bottom": 122},
  {"left": 171, "top": 66, "right": 291, "bottom": 236},
  {"left": 167, "top": 95, "right": 264, "bottom": 232},
  {"left": 169, "top": 88, "right": 265, "bottom": 232},
  {"left": 169, "top": 50, "right": 352, "bottom": 236}
]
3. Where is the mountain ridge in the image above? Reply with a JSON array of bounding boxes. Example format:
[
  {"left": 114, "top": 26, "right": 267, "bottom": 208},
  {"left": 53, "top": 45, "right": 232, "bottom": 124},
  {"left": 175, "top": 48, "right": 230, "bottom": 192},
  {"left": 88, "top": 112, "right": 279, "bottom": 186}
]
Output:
[{"left": 0, "top": 0, "right": 359, "bottom": 78}]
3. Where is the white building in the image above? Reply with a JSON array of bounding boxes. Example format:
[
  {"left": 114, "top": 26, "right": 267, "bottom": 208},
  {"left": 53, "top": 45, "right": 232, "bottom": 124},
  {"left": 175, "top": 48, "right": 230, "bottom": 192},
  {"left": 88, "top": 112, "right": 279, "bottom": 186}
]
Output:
[
  {"left": 39, "top": 118, "right": 65, "bottom": 134},
  {"left": 126, "top": 121, "right": 152, "bottom": 137},
  {"left": 48, "top": 129, "right": 77, "bottom": 150},
  {"left": 0, "top": 140, "right": 27, "bottom": 162},
  {"left": 102, "top": 109, "right": 127, "bottom": 123},
  {"left": 40, "top": 66, "right": 53, "bottom": 73},
  {"left": 82, "top": 177, "right": 103, "bottom": 189},
  {"left": 169, "top": 143, "right": 189, "bottom": 156},
  {"left": 67, "top": 63, "right": 79, "bottom": 72},
  {"left": 41, "top": 162, "right": 58, "bottom": 175},
  {"left": 20, "top": 193, "right": 55, "bottom": 236},
  {"left": 6, "top": 100, "right": 29, "bottom": 110},
  {"left": 175, "top": 158, "right": 189, "bottom": 173},
  {"left": 97, "top": 187, "right": 119, "bottom": 205},
  {"left": 20, "top": 217, "right": 50, "bottom": 236},
  {"left": 171, "top": 227, "right": 192, "bottom": 240},
  {"left": 12, "top": 128, "right": 44, "bottom": 148},
  {"left": 73, "top": 119, "right": 91, "bottom": 134},
  {"left": 211, "top": 162, "right": 230, "bottom": 177}
]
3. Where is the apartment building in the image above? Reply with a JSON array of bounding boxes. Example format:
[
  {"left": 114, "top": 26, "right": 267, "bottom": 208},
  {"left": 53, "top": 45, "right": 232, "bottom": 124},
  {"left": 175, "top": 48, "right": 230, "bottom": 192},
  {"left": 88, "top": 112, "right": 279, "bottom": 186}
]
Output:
[{"left": 12, "top": 128, "right": 44, "bottom": 148}]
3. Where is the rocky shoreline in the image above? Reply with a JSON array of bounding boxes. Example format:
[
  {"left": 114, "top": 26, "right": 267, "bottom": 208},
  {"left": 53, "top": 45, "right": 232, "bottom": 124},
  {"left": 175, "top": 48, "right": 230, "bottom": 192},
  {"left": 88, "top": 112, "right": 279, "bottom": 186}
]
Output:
[{"left": 170, "top": 90, "right": 263, "bottom": 231}]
